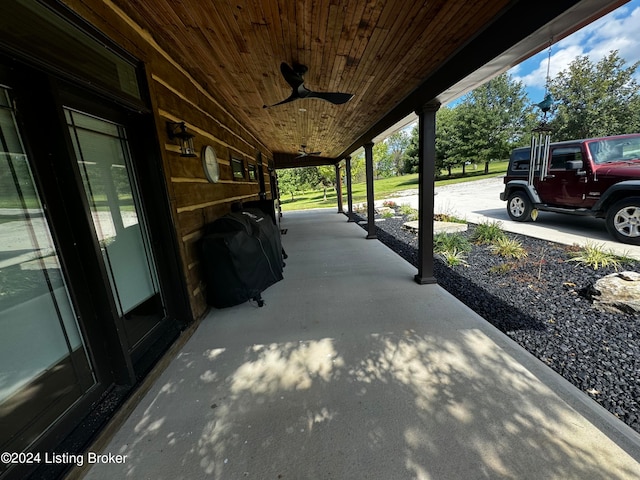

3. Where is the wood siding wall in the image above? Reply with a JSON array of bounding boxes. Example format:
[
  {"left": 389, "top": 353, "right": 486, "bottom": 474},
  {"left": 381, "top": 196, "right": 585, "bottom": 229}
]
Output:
[{"left": 63, "top": 0, "right": 274, "bottom": 320}]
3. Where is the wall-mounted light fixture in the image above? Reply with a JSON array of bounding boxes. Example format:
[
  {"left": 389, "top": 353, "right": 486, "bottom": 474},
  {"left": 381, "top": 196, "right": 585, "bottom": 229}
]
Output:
[{"left": 167, "top": 121, "right": 196, "bottom": 157}]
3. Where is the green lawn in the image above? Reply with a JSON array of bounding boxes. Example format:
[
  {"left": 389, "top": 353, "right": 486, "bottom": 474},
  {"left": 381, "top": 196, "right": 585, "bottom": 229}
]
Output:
[
  {"left": 280, "top": 160, "right": 508, "bottom": 211},
  {"left": 0, "top": 196, "right": 41, "bottom": 209}
]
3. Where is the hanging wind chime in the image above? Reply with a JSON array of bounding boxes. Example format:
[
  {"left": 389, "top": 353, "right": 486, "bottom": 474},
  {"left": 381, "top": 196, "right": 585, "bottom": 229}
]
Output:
[{"left": 529, "top": 40, "right": 554, "bottom": 221}]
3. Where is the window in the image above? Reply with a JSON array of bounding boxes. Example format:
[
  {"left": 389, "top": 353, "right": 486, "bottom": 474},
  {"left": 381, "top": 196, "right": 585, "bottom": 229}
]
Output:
[
  {"left": 231, "top": 157, "right": 245, "bottom": 180},
  {"left": 589, "top": 136, "right": 640, "bottom": 164},
  {"left": 66, "top": 108, "right": 164, "bottom": 347},
  {"left": 510, "top": 148, "right": 531, "bottom": 172},
  {"left": 248, "top": 163, "right": 257, "bottom": 181},
  {"left": 0, "top": 0, "right": 141, "bottom": 103},
  {"left": 550, "top": 147, "right": 582, "bottom": 170},
  {"left": 1, "top": 87, "right": 95, "bottom": 453}
]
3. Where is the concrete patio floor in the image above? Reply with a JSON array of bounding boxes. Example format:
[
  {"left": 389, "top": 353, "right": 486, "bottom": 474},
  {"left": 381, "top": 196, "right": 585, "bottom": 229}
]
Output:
[{"left": 76, "top": 209, "right": 640, "bottom": 480}]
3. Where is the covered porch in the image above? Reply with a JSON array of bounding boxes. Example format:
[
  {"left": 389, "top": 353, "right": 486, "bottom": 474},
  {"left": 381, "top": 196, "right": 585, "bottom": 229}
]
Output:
[
  {"left": 4, "top": 2, "right": 640, "bottom": 478},
  {"left": 75, "top": 209, "right": 640, "bottom": 480}
]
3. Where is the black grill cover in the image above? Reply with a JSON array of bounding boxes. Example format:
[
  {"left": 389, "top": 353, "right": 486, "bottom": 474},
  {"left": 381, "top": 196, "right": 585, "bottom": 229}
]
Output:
[{"left": 201, "top": 209, "right": 284, "bottom": 308}]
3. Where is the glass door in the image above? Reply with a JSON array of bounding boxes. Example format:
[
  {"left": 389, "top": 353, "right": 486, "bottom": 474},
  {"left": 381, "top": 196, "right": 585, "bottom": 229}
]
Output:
[
  {"left": 0, "top": 87, "right": 95, "bottom": 458},
  {"left": 65, "top": 108, "right": 165, "bottom": 351}
]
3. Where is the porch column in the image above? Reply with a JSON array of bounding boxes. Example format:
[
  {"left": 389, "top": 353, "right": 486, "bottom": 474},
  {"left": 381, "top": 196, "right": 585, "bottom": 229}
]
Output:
[
  {"left": 335, "top": 162, "right": 344, "bottom": 214},
  {"left": 345, "top": 155, "right": 355, "bottom": 221},
  {"left": 364, "top": 142, "right": 376, "bottom": 239},
  {"left": 414, "top": 101, "right": 440, "bottom": 284}
]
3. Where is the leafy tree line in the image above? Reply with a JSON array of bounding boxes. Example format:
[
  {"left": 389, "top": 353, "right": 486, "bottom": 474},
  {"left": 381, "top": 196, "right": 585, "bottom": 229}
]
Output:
[
  {"left": 548, "top": 52, "right": 640, "bottom": 140},
  {"left": 403, "top": 50, "right": 640, "bottom": 175},
  {"left": 277, "top": 130, "right": 413, "bottom": 200},
  {"left": 277, "top": 165, "right": 334, "bottom": 201},
  {"left": 279, "top": 50, "right": 640, "bottom": 196}
]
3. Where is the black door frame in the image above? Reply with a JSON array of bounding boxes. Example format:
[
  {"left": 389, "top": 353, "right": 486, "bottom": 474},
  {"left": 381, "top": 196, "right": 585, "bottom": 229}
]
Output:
[
  {"left": 0, "top": 50, "right": 189, "bottom": 480},
  {"left": 0, "top": 58, "right": 112, "bottom": 480}
]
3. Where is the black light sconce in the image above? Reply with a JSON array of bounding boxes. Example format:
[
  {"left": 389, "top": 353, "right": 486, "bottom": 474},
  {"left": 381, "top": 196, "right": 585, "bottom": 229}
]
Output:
[{"left": 167, "top": 121, "right": 196, "bottom": 157}]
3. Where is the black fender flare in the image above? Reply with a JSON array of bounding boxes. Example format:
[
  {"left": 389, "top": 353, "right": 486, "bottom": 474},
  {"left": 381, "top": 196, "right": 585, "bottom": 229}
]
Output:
[
  {"left": 592, "top": 181, "right": 640, "bottom": 212},
  {"left": 501, "top": 180, "right": 541, "bottom": 204}
]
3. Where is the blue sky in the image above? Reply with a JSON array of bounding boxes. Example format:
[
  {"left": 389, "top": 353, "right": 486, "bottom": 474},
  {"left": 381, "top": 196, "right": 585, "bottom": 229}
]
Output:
[
  {"left": 392, "top": 2, "right": 640, "bottom": 137},
  {"left": 509, "top": 0, "right": 640, "bottom": 103}
]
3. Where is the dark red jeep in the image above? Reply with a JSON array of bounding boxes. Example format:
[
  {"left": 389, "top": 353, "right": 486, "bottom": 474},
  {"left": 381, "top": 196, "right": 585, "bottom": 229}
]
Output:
[{"left": 500, "top": 133, "right": 640, "bottom": 244}]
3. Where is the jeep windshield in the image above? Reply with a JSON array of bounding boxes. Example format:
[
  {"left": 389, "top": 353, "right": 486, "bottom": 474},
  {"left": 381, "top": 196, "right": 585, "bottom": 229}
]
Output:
[{"left": 588, "top": 135, "right": 640, "bottom": 164}]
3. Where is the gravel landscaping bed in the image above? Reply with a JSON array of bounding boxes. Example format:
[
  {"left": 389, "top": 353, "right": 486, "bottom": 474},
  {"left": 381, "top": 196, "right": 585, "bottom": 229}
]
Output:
[{"left": 355, "top": 213, "right": 640, "bottom": 434}]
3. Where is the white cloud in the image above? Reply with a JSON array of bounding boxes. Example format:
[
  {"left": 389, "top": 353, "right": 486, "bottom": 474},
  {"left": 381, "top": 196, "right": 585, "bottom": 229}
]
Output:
[
  {"left": 578, "top": 4, "right": 640, "bottom": 63},
  {"left": 510, "top": 2, "right": 640, "bottom": 91},
  {"left": 513, "top": 45, "right": 585, "bottom": 90}
]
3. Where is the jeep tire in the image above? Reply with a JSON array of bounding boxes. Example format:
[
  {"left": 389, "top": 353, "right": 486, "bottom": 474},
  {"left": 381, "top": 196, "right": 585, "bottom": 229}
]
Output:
[
  {"left": 606, "top": 197, "right": 640, "bottom": 245},
  {"left": 507, "top": 191, "right": 533, "bottom": 222}
]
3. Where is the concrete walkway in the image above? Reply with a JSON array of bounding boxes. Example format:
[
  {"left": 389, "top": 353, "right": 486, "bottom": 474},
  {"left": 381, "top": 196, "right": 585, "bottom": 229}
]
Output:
[{"left": 78, "top": 209, "right": 640, "bottom": 480}]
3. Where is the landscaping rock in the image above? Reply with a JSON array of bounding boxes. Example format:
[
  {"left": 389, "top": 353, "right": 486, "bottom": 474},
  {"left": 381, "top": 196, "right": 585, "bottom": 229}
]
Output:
[
  {"left": 592, "top": 271, "right": 640, "bottom": 314},
  {"left": 404, "top": 220, "right": 468, "bottom": 234},
  {"left": 375, "top": 206, "right": 394, "bottom": 215}
]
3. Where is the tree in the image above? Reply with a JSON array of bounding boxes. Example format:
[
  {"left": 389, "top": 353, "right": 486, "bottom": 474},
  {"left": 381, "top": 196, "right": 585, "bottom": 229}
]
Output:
[
  {"left": 455, "top": 73, "right": 532, "bottom": 172},
  {"left": 435, "top": 106, "right": 462, "bottom": 176},
  {"left": 349, "top": 152, "right": 366, "bottom": 183},
  {"left": 401, "top": 74, "right": 531, "bottom": 176},
  {"left": 548, "top": 51, "right": 640, "bottom": 140},
  {"left": 277, "top": 167, "right": 315, "bottom": 201},
  {"left": 386, "top": 131, "right": 410, "bottom": 175},
  {"left": 401, "top": 125, "right": 419, "bottom": 174},
  {"left": 276, "top": 166, "right": 326, "bottom": 201},
  {"left": 401, "top": 112, "right": 464, "bottom": 177},
  {"left": 276, "top": 168, "right": 299, "bottom": 201},
  {"left": 317, "top": 165, "right": 335, "bottom": 200},
  {"left": 296, "top": 166, "right": 322, "bottom": 191},
  {"left": 373, "top": 141, "right": 394, "bottom": 178}
]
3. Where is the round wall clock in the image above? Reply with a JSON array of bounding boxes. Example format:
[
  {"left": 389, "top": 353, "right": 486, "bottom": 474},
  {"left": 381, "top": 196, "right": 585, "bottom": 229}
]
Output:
[{"left": 201, "top": 145, "right": 219, "bottom": 183}]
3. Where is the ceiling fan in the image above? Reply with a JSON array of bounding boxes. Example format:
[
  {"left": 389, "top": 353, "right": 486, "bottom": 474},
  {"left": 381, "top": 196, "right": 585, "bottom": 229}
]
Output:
[
  {"left": 263, "top": 62, "right": 354, "bottom": 108},
  {"left": 296, "top": 145, "right": 321, "bottom": 158}
]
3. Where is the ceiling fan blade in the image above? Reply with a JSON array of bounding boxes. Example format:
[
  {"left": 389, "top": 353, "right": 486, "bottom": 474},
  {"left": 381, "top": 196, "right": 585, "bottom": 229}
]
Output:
[
  {"left": 280, "top": 62, "right": 304, "bottom": 89},
  {"left": 263, "top": 63, "right": 305, "bottom": 108},
  {"left": 296, "top": 151, "right": 320, "bottom": 158},
  {"left": 263, "top": 92, "right": 298, "bottom": 109},
  {"left": 306, "top": 91, "right": 354, "bottom": 105},
  {"left": 264, "top": 62, "right": 352, "bottom": 108}
]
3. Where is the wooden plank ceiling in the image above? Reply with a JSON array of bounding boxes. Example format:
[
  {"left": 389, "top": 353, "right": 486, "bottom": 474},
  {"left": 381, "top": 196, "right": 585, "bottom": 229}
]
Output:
[{"left": 110, "top": 0, "right": 626, "bottom": 167}]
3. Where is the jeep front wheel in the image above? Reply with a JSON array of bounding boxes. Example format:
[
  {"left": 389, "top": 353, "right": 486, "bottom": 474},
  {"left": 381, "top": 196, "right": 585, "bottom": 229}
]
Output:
[
  {"left": 507, "top": 191, "right": 532, "bottom": 222},
  {"left": 606, "top": 197, "right": 640, "bottom": 245}
]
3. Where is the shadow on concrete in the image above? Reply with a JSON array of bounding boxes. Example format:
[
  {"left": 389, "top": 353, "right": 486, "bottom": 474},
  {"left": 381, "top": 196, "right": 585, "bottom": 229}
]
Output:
[
  {"left": 83, "top": 324, "right": 639, "bottom": 479},
  {"left": 81, "top": 210, "right": 640, "bottom": 480}
]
